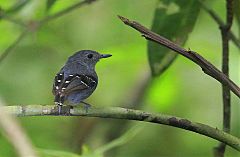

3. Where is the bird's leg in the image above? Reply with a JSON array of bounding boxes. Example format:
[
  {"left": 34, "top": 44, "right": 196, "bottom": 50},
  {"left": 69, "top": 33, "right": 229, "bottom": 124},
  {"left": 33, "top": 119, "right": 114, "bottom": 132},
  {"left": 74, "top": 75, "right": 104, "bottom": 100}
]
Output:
[
  {"left": 57, "top": 104, "right": 62, "bottom": 115},
  {"left": 54, "top": 94, "right": 65, "bottom": 115},
  {"left": 80, "top": 101, "right": 91, "bottom": 113},
  {"left": 59, "top": 94, "right": 67, "bottom": 115},
  {"left": 54, "top": 101, "right": 62, "bottom": 115}
]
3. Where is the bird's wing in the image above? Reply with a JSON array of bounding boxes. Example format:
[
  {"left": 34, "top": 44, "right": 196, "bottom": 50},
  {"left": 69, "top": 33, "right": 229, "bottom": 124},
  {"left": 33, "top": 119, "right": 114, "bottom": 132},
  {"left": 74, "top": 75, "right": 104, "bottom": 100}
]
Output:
[
  {"left": 61, "top": 74, "right": 97, "bottom": 96},
  {"left": 52, "top": 73, "right": 97, "bottom": 105}
]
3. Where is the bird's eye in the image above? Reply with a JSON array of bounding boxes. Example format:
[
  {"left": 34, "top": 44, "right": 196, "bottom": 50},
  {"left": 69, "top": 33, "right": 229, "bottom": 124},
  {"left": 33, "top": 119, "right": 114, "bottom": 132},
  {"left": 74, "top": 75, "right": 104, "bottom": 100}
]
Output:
[{"left": 87, "top": 54, "right": 93, "bottom": 59}]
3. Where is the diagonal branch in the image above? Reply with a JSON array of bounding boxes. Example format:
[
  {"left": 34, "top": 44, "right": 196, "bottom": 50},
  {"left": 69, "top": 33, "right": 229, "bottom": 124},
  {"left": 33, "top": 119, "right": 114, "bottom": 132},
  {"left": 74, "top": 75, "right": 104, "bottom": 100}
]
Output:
[
  {"left": 0, "top": 9, "right": 27, "bottom": 28},
  {"left": 3, "top": 105, "right": 240, "bottom": 151},
  {"left": 0, "top": 30, "right": 28, "bottom": 65},
  {"left": 117, "top": 15, "right": 240, "bottom": 99}
]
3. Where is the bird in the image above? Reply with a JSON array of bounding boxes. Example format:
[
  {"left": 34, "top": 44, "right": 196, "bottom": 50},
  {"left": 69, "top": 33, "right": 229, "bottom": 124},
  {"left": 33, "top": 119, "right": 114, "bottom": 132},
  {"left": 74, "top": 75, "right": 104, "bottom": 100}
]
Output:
[{"left": 52, "top": 50, "right": 112, "bottom": 113}]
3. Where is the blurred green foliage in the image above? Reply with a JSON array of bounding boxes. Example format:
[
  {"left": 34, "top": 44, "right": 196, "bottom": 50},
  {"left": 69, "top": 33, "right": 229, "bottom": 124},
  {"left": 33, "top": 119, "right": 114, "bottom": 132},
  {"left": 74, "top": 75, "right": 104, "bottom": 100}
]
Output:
[
  {"left": 0, "top": 0, "right": 240, "bottom": 157},
  {"left": 148, "top": 0, "right": 200, "bottom": 76}
]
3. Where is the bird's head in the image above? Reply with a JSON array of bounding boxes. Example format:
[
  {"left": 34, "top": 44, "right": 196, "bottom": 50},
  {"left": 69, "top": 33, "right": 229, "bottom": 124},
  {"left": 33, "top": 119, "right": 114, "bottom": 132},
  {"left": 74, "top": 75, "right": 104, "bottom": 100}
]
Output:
[{"left": 68, "top": 50, "right": 112, "bottom": 67}]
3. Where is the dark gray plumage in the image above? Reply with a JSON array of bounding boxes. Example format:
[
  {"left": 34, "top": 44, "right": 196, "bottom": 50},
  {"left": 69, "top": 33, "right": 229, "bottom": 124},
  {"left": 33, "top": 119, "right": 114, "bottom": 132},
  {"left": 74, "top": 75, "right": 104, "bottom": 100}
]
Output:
[{"left": 52, "top": 50, "right": 111, "bottom": 111}]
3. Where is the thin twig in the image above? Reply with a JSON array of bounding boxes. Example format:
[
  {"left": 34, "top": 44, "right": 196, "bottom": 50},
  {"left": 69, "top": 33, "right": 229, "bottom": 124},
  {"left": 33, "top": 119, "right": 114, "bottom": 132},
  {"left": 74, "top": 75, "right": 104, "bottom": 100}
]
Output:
[
  {"left": 2, "top": 105, "right": 240, "bottom": 151},
  {"left": 199, "top": 0, "right": 240, "bottom": 49},
  {"left": 0, "top": 100, "right": 38, "bottom": 157},
  {"left": 214, "top": 0, "right": 234, "bottom": 156},
  {"left": 117, "top": 15, "right": 240, "bottom": 99},
  {"left": 5, "top": 0, "right": 29, "bottom": 14},
  {"left": 39, "top": 0, "right": 97, "bottom": 25},
  {"left": 0, "top": 8, "right": 27, "bottom": 27},
  {"left": 0, "top": 30, "right": 28, "bottom": 65},
  {"left": 0, "top": 0, "right": 98, "bottom": 65}
]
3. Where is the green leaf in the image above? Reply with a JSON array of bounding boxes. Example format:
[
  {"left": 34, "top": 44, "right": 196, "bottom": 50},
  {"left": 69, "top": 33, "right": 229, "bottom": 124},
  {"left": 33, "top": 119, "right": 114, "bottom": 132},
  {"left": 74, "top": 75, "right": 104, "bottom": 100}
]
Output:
[
  {"left": 46, "top": 0, "right": 57, "bottom": 12},
  {"left": 147, "top": 0, "right": 200, "bottom": 76}
]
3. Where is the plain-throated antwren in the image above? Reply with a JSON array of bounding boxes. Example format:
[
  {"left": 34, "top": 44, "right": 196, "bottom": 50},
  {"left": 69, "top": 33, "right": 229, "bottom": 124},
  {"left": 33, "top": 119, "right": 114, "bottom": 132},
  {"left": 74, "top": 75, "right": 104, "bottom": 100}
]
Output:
[{"left": 52, "top": 50, "right": 112, "bottom": 113}]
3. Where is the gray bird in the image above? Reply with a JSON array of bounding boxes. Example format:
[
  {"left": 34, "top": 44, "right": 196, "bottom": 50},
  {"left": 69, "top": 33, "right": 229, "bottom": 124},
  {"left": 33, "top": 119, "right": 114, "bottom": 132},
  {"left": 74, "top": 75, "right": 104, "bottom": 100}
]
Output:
[{"left": 52, "top": 50, "right": 112, "bottom": 113}]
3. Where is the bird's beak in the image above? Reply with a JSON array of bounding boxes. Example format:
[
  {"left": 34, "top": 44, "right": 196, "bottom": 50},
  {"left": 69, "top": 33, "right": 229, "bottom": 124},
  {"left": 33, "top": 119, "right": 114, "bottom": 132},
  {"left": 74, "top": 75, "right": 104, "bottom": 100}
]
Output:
[{"left": 100, "top": 54, "right": 112, "bottom": 59}]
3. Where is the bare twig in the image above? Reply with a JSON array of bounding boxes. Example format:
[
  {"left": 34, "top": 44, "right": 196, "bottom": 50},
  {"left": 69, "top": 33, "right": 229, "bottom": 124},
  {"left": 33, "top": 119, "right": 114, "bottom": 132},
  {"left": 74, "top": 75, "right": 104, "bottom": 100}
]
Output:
[
  {"left": 117, "top": 15, "right": 240, "bottom": 99},
  {"left": 0, "top": 30, "right": 28, "bottom": 65},
  {"left": 0, "top": 100, "right": 38, "bottom": 157},
  {"left": 0, "top": 0, "right": 98, "bottom": 65},
  {"left": 0, "top": 8, "right": 27, "bottom": 27},
  {"left": 2, "top": 104, "right": 240, "bottom": 151},
  {"left": 214, "top": 0, "right": 234, "bottom": 156},
  {"left": 39, "top": 0, "right": 97, "bottom": 25},
  {"left": 199, "top": 0, "right": 240, "bottom": 49}
]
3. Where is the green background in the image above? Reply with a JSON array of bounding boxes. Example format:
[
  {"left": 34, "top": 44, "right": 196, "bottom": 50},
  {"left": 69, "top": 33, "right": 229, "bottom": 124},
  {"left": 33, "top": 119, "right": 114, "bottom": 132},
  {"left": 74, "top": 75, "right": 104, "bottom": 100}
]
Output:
[{"left": 0, "top": 0, "right": 239, "bottom": 157}]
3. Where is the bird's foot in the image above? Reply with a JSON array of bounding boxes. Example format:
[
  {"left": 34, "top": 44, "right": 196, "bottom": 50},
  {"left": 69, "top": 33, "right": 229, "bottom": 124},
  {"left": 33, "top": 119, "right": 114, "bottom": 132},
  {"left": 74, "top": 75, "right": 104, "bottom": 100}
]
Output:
[{"left": 81, "top": 101, "right": 91, "bottom": 113}]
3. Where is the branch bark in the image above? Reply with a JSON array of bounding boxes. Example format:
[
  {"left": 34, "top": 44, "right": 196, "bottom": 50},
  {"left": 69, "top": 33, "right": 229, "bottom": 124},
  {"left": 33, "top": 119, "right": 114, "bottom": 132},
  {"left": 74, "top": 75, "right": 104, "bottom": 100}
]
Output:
[
  {"left": 117, "top": 15, "right": 240, "bottom": 99},
  {"left": 2, "top": 105, "right": 240, "bottom": 151}
]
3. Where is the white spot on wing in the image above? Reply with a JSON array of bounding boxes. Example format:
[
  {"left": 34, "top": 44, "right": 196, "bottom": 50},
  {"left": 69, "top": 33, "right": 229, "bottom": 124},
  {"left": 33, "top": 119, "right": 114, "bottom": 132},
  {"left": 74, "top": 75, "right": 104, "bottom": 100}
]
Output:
[{"left": 81, "top": 81, "right": 89, "bottom": 87}]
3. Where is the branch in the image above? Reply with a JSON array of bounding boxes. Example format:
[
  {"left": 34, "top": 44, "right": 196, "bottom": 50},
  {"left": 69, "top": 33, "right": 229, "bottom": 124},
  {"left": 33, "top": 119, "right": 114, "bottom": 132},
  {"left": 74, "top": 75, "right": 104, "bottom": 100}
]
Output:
[
  {"left": 117, "top": 15, "right": 240, "bottom": 99},
  {"left": 214, "top": 0, "right": 234, "bottom": 156},
  {"left": 0, "top": 30, "right": 28, "bottom": 65},
  {"left": 3, "top": 105, "right": 240, "bottom": 151},
  {"left": 199, "top": 0, "right": 240, "bottom": 49},
  {"left": 39, "top": 0, "right": 98, "bottom": 25}
]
